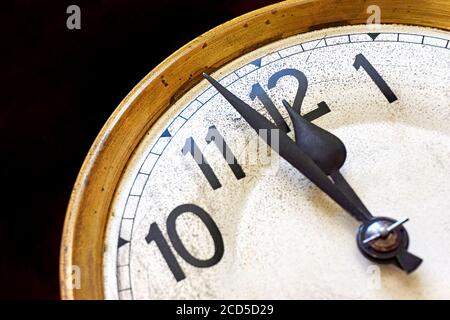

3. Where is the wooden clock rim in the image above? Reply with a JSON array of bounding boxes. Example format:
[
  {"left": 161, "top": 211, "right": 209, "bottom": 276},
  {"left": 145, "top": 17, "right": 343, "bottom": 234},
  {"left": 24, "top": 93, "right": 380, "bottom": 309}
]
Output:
[{"left": 60, "top": 0, "right": 450, "bottom": 299}]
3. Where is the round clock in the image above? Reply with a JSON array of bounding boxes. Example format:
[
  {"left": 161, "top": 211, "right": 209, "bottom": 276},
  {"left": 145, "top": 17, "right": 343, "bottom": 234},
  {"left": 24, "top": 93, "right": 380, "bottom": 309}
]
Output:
[{"left": 61, "top": 0, "right": 450, "bottom": 299}]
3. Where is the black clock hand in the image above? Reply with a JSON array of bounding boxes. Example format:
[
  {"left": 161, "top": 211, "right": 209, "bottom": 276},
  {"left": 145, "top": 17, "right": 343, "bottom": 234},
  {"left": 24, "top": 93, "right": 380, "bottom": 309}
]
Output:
[
  {"left": 203, "top": 73, "right": 422, "bottom": 273},
  {"left": 281, "top": 99, "right": 372, "bottom": 220},
  {"left": 281, "top": 101, "right": 422, "bottom": 273},
  {"left": 203, "top": 73, "right": 370, "bottom": 222}
]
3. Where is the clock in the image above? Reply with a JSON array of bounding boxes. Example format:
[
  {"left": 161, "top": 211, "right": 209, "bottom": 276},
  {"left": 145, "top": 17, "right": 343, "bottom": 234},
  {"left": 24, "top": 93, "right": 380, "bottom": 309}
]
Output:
[{"left": 61, "top": 0, "right": 450, "bottom": 299}]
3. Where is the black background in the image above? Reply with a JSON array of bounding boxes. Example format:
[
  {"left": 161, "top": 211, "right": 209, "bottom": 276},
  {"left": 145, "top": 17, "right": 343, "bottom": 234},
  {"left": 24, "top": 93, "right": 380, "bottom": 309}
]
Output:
[{"left": 1, "top": 0, "right": 280, "bottom": 299}]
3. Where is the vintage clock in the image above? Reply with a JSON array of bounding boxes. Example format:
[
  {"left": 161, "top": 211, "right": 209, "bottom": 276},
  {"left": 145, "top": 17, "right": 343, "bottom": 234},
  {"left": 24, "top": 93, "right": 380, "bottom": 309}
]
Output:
[{"left": 61, "top": 0, "right": 450, "bottom": 299}]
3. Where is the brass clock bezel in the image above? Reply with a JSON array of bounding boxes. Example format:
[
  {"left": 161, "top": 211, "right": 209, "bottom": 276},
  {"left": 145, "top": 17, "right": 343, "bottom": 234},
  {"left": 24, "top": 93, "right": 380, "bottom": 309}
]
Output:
[{"left": 60, "top": 0, "right": 450, "bottom": 299}]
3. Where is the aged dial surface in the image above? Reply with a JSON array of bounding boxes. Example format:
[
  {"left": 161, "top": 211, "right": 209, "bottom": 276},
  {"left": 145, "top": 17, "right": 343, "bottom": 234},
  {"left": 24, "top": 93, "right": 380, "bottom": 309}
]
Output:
[{"left": 103, "top": 24, "right": 450, "bottom": 299}]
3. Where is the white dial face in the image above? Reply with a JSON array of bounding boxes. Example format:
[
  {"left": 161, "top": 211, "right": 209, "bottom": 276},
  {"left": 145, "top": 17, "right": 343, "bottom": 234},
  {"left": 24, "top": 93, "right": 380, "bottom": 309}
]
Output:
[{"left": 103, "top": 24, "right": 450, "bottom": 299}]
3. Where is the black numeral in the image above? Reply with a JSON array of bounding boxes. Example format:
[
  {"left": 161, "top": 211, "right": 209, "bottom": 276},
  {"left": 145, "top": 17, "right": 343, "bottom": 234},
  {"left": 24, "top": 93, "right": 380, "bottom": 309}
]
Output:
[
  {"left": 249, "top": 68, "right": 331, "bottom": 131},
  {"left": 353, "top": 53, "right": 398, "bottom": 103},
  {"left": 145, "top": 223, "right": 186, "bottom": 281},
  {"left": 182, "top": 137, "right": 222, "bottom": 190},
  {"left": 206, "top": 125, "right": 246, "bottom": 180},
  {"left": 167, "top": 204, "right": 224, "bottom": 268},
  {"left": 268, "top": 68, "right": 309, "bottom": 114},
  {"left": 250, "top": 83, "right": 290, "bottom": 133},
  {"left": 145, "top": 204, "right": 224, "bottom": 282},
  {"left": 183, "top": 127, "right": 245, "bottom": 190}
]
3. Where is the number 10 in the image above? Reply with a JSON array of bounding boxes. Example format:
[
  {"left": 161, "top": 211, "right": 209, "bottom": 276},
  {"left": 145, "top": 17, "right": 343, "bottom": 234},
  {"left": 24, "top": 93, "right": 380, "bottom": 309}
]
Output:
[{"left": 145, "top": 204, "right": 224, "bottom": 281}]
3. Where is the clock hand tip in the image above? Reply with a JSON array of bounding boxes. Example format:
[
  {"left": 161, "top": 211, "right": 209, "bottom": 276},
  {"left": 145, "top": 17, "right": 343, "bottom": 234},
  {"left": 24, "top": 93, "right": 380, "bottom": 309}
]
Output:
[
  {"left": 203, "top": 73, "right": 219, "bottom": 86},
  {"left": 202, "top": 73, "right": 223, "bottom": 90},
  {"left": 396, "top": 251, "right": 423, "bottom": 273},
  {"left": 282, "top": 99, "right": 299, "bottom": 120},
  {"left": 281, "top": 99, "right": 292, "bottom": 109}
]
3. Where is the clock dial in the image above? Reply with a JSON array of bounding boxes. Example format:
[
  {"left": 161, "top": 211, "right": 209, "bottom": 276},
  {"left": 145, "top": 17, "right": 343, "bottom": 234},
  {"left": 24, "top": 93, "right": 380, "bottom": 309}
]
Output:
[{"left": 101, "top": 24, "right": 450, "bottom": 299}]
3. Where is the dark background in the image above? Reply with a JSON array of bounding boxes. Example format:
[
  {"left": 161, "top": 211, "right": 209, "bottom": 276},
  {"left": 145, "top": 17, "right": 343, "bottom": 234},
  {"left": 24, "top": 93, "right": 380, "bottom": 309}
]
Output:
[{"left": 1, "top": 0, "right": 280, "bottom": 299}]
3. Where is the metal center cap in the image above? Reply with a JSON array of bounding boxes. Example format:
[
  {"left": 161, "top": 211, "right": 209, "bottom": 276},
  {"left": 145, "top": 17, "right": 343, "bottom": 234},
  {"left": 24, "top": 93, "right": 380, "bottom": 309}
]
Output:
[{"left": 365, "top": 220, "right": 401, "bottom": 252}]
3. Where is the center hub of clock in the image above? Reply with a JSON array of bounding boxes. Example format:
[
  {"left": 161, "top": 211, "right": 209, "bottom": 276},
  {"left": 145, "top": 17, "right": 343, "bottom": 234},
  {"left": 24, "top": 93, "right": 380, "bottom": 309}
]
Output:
[
  {"left": 365, "top": 220, "right": 401, "bottom": 252},
  {"left": 356, "top": 217, "right": 410, "bottom": 265}
]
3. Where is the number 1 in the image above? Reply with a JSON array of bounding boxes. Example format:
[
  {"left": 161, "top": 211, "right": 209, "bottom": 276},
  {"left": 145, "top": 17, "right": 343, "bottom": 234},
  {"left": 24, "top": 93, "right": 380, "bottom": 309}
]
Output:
[{"left": 353, "top": 53, "right": 398, "bottom": 103}]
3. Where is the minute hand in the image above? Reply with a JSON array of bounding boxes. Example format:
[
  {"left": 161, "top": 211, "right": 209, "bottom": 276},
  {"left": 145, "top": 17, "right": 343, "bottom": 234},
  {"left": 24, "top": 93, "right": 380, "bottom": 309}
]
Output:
[{"left": 203, "top": 73, "right": 369, "bottom": 222}]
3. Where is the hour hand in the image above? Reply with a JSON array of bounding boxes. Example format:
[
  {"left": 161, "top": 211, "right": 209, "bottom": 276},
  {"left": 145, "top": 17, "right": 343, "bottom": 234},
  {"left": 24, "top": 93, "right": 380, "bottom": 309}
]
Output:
[
  {"left": 202, "top": 72, "right": 370, "bottom": 222},
  {"left": 281, "top": 99, "right": 373, "bottom": 221},
  {"left": 281, "top": 100, "right": 421, "bottom": 272}
]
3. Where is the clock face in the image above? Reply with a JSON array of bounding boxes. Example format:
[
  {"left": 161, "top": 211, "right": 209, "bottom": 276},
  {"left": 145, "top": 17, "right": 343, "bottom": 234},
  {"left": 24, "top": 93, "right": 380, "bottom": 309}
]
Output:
[{"left": 102, "top": 24, "right": 450, "bottom": 299}]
